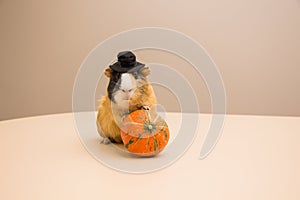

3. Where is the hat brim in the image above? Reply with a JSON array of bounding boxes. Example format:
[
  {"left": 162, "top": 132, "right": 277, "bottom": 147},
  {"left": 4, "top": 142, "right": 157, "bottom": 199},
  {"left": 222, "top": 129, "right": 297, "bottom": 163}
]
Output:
[{"left": 110, "top": 62, "right": 145, "bottom": 73}]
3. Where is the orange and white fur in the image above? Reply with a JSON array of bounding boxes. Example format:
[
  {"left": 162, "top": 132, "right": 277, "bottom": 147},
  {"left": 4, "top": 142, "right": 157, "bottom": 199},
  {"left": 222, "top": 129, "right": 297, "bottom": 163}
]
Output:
[{"left": 97, "top": 67, "right": 156, "bottom": 144}]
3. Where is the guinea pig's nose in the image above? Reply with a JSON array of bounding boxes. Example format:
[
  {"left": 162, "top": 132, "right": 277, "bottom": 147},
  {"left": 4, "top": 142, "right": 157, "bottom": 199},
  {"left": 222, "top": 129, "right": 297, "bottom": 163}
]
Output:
[{"left": 121, "top": 88, "right": 133, "bottom": 93}]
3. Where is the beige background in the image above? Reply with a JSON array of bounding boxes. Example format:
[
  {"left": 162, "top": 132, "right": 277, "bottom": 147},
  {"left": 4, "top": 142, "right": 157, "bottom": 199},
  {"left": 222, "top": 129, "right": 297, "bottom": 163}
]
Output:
[{"left": 0, "top": 0, "right": 300, "bottom": 120}]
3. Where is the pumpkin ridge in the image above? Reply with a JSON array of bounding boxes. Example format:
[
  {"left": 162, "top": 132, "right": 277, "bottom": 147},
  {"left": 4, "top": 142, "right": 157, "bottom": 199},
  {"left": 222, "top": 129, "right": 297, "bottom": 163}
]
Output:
[
  {"left": 122, "top": 121, "right": 144, "bottom": 126},
  {"left": 151, "top": 114, "right": 161, "bottom": 124},
  {"left": 153, "top": 136, "right": 158, "bottom": 152},
  {"left": 144, "top": 138, "right": 150, "bottom": 154},
  {"left": 153, "top": 125, "right": 167, "bottom": 133},
  {"left": 137, "top": 131, "right": 147, "bottom": 139},
  {"left": 128, "top": 131, "right": 146, "bottom": 151}
]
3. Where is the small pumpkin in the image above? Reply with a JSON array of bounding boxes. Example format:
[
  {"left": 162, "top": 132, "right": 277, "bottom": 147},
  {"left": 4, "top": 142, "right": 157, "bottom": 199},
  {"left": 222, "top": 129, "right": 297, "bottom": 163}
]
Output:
[{"left": 120, "top": 109, "right": 170, "bottom": 156}]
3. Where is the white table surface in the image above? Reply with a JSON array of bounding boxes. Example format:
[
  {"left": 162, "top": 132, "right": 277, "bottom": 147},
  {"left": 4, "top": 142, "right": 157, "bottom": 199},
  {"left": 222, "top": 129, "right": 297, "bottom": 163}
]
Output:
[{"left": 0, "top": 112, "right": 299, "bottom": 200}]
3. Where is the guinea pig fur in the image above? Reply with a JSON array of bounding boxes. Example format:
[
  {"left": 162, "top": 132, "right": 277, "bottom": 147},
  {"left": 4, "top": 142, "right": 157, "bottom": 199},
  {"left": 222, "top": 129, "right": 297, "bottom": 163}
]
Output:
[{"left": 96, "top": 66, "right": 156, "bottom": 144}]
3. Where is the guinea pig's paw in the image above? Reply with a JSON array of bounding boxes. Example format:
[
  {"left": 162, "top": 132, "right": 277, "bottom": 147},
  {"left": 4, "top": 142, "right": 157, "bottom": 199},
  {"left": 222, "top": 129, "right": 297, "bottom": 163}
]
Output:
[
  {"left": 99, "top": 137, "right": 111, "bottom": 144},
  {"left": 141, "top": 105, "right": 151, "bottom": 110}
]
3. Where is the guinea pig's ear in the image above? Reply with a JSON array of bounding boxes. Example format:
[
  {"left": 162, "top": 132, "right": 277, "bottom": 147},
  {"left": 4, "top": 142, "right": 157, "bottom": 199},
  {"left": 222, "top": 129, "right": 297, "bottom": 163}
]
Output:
[
  {"left": 140, "top": 67, "right": 151, "bottom": 77},
  {"left": 104, "top": 68, "right": 111, "bottom": 78}
]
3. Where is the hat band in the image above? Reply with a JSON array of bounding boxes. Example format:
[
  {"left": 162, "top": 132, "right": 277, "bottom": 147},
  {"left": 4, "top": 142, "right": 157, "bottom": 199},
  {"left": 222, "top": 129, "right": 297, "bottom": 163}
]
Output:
[{"left": 120, "top": 60, "right": 136, "bottom": 68}]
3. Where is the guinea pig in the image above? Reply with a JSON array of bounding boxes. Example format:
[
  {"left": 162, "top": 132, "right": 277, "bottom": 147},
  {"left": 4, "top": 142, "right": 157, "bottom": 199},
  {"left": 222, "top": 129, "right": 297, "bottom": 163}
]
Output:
[{"left": 96, "top": 51, "right": 156, "bottom": 144}]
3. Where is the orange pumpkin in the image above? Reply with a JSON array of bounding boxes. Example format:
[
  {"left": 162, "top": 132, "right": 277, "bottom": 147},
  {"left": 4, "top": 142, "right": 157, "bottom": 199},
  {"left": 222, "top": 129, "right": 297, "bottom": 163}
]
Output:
[{"left": 120, "top": 109, "right": 170, "bottom": 156}]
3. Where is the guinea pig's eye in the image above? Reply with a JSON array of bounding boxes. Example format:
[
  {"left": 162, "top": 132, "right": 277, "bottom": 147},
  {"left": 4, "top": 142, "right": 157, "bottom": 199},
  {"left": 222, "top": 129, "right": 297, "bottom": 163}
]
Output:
[{"left": 132, "top": 72, "right": 138, "bottom": 79}]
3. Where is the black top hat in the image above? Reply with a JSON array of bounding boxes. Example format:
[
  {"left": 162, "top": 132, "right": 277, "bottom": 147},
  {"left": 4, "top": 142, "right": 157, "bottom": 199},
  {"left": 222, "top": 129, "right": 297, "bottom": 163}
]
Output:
[{"left": 109, "top": 51, "right": 145, "bottom": 73}]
